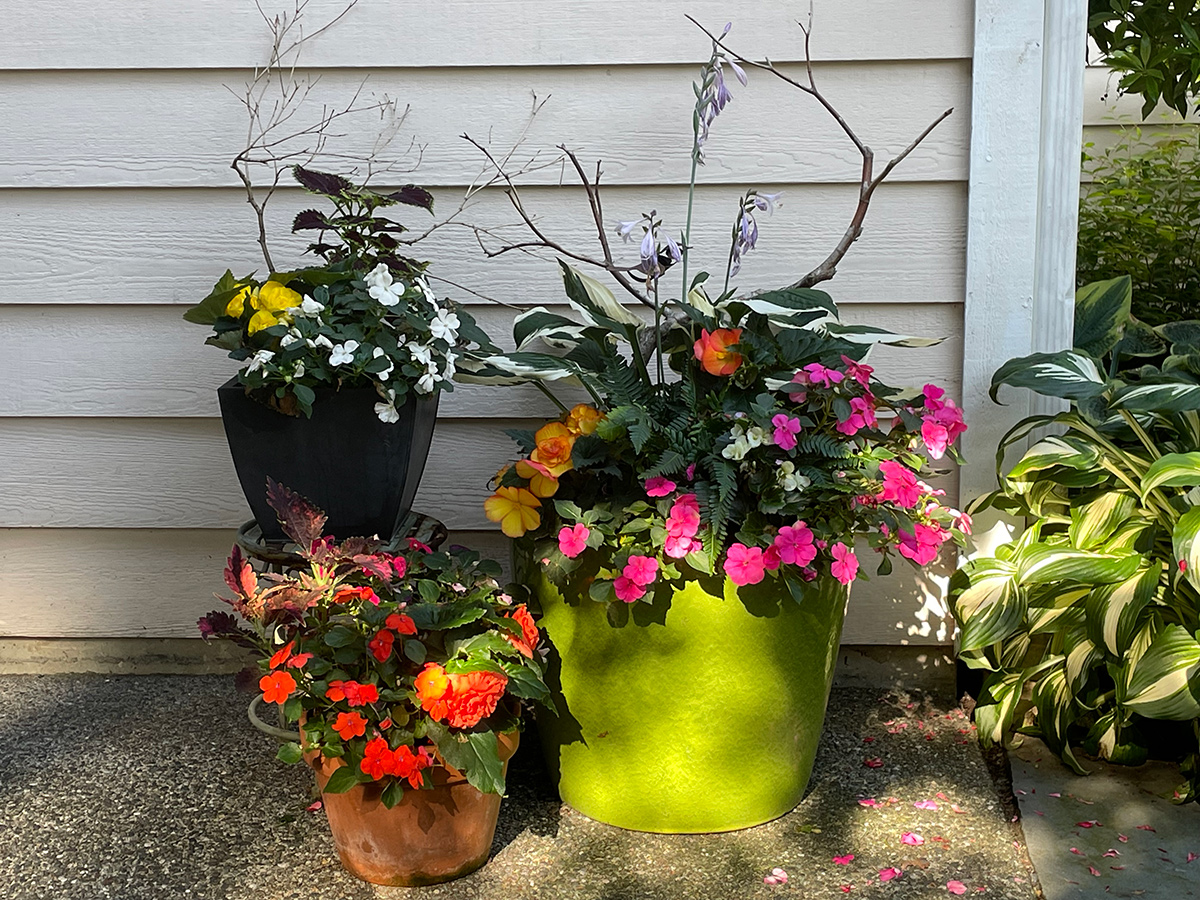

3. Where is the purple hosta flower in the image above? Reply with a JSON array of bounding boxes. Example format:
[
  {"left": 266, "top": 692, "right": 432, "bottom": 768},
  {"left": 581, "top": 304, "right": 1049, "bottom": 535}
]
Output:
[
  {"left": 694, "top": 27, "right": 748, "bottom": 161},
  {"left": 729, "top": 190, "right": 781, "bottom": 278},
  {"left": 617, "top": 212, "right": 680, "bottom": 279}
]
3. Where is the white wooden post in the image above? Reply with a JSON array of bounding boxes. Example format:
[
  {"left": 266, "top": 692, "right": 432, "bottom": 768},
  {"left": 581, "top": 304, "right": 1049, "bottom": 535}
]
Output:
[{"left": 961, "top": 0, "right": 1086, "bottom": 524}]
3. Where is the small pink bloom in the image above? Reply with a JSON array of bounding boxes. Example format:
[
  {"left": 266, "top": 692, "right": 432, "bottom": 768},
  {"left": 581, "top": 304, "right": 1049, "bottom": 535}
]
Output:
[
  {"left": 763, "top": 544, "right": 782, "bottom": 571},
  {"left": 623, "top": 555, "right": 659, "bottom": 586},
  {"left": 804, "top": 362, "right": 844, "bottom": 388},
  {"left": 724, "top": 543, "right": 766, "bottom": 586},
  {"left": 1181, "top": 559, "right": 1188, "bottom": 573},
  {"left": 879, "top": 867, "right": 901, "bottom": 882},
  {"left": 877, "top": 460, "right": 923, "bottom": 508},
  {"left": 613, "top": 576, "right": 645, "bottom": 603},
  {"left": 841, "top": 355, "right": 874, "bottom": 387},
  {"left": 391, "top": 555, "right": 408, "bottom": 579},
  {"left": 644, "top": 476, "right": 676, "bottom": 497},
  {"left": 763, "top": 867, "right": 789, "bottom": 886},
  {"left": 914, "top": 800, "right": 939, "bottom": 810},
  {"left": 685, "top": 463, "right": 696, "bottom": 481},
  {"left": 901, "top": 832, "right": 925, "bottom": 846},
  {"left": 831, "top": 542, "right": 859, "bottom": 585},
  {"left": 923, "top": 383, "right": 946, "bottom": 409},
  {"left": 833, "top": 854, "right": 855, "bottom": 865},
  {"left": 836, "top": 396, "right": 878, "bottom": 436},
  {"left": 558, "top": 523, "right": 590, "bottom": 558},
  {"left": 816, "top": 539, "right": 828, "bottom": 550},
  {"left": 664, "top": 534, "right": 702, "bottom": 559},
  {"left": 897, "top": 523, "right": 951, "bottom": 566},
  {"left": 774, "top": 522, "right": 817, "bottom": 566},
  {"left": 771, "top": 413, "right": 803, "bottom": 450},
  {"left": 921, "top": 400, "right": 967, "bottom": 460}
]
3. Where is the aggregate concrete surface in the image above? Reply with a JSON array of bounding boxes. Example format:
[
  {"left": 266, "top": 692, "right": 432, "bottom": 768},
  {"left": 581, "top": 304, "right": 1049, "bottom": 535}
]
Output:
[{"left": 0, "top": 676, "right": 1036, "bottom": 899}]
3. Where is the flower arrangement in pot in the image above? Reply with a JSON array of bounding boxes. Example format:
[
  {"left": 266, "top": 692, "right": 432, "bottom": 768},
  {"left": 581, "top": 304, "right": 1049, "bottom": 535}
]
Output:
[
  {"left": 184, "top": 166, "right": 497, "bottom": 541},
  {"left": 199, "top": 479, "right": 548, "bottom": 886},
  {"left": 456, "top": 21, "right": 969, "bottom": 833}
]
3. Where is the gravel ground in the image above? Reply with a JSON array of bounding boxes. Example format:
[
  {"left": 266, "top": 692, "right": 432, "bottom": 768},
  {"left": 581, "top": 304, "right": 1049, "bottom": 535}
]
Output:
[{"left": 0, "top": 676, "right": 1036, "bottom": 899}]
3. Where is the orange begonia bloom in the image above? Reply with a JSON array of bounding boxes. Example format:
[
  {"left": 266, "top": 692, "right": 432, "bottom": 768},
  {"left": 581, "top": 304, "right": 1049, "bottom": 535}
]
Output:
[
  {"left": 504, "top": 604, "right": 540, "bottom": 659},
  {"left": 259, "top": 671, "right": 296, "bottom": 706},
  {"left": 530, "top": 422, "right": 576, "bottom": 476},
  {"left": 415, "top": 663, "right": 452, "bottom": 721},
  {"left": 515, "top": 458, "right": 559, "bottom": 498},
  {"left": 483, "top": 486, "right": 541, "bottom": 538},
  {"left": 444, "top": 670, "right": 509, "bottom": 729},
  {"left": 693, "top": 327, "right": 743, "bottom": 376},
  {"left": 566, "top": 404, "right": 604, "bottom": 436}
]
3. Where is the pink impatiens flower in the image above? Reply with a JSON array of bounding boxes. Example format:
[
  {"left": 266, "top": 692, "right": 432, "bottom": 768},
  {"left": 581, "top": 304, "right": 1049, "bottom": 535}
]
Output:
[
  {"left": 897, "top": 523, "right": 950, "bottom": 566},
  {"left": 841, "top": 354, "right": 874, "bottom": 387},
  {"left": 831, "top": 542, "right": 859, "bottom": 585},
  {"left": 558, "top": 523, "right": 590, "bottom": 558},
  {"left": 763, "top": 544, "right": 783, "bottom": 571},
  {"left": 623, "top": 555, "right": 659, "bottom": 586},
  {"left": 771, "top": 413, "right": 802, "bottom": 450},
  {"left": 804, "top": 362, "right": 845, "bottom": 388},
  {"left": 877, "top": 460, "right": 923, "bottom": 508},
  {"left": 774, "top": 522, "right": 817, "bottom": 566},
  {"left": 787, "top": 369, "right": 811, "bottom": 404},
  {"left": 836, "top": 396, "right": 878, "bottom": 436},
  {"left": 613, "top": 575, "right": 646, "bottom": 603},
  {"left": 920, "top": 385, "right": 967, "bottom": 459},
  {"left": 664, "top": 534, "right": 702, "bottom": 559},
  {"left": 724, "top": 543, "right": 766, "bottom": 586},
  {"left": 645, "top": 476, "right": 676, "bottom": 497},
  {"left": 879, "top": 867, "right": 902, "bottom": 882}
]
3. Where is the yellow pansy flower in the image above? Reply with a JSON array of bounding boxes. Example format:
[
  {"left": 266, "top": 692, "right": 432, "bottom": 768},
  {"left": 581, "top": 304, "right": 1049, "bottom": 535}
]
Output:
[{"left": 483, "top": 486, "right": 541, "bottom": 538}]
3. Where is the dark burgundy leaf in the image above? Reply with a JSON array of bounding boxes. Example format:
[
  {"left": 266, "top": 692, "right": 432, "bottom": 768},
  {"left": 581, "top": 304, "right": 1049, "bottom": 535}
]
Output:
[
  {"left": 264, "top": 478, "right": 328, "bottom": 550},
  {"left": 292, "top": 209, "right": 331, "bottom": 232},
  {"left": 291, "top": 165, "right": 355, "bottom": 197},
  {"left": 197, "top": 610, "right": 257, "bottom": 648},
  {"left": 383, "top": 184, "right": 435, "bottom": 212},
  {"left": 353, "top": 554, "right": 394, "bottom": 580},
  {"left": 223, "top": 544, "right": 257, "bottom": 599}
]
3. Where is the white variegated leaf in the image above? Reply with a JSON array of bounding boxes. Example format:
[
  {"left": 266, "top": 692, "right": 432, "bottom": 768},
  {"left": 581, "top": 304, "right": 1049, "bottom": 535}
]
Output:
[
  {"left": 1007, "top": 435, "right": 1102, "bottom": 480},
  {"left": 1124, "top": 625, "right": 1200, "bottom": 720},
  {"left": 1141, "top": 451, "right": 1200, "bottom": 497},
  {"left": 1112, "top": 381, "right": 1200, "bottom": 412},
  {"left": 1015, "top": 545, "right": 1142, "bottom": 585},
  {"left": 821, "top": 322, "right": 943, "bottom": 347},
  {"left": 1084, "top": 564, "right": 1161, "bottom": 657},
  {"left": 1172, "top": 506, "right": 1200, "bottom": 594},
  {"left": 990, "top": 350, "right": 1107, "bottom": 402}
]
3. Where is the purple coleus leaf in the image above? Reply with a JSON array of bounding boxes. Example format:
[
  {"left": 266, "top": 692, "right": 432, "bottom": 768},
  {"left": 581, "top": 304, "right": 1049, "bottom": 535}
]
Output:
[
  {"left": 291, "top": 165, "right": 354, "bottom": 197},
  {"left": 196, "top": 610, "right": 257, "bottom": 648},
  {"left": 383, "top": 184, "right": 435, "bottom": 212},
  {"left": 264, "top": 478, "right": 328, "bottom": 551}
]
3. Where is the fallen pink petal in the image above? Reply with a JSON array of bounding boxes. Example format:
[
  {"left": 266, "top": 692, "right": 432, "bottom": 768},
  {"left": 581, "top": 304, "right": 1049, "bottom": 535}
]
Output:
[
  {"left": 1088, "top": 866, "right": 1101, "bottom": 877},
  {"left": 305, "top": 800, "right": 323, "bottom": 812},
  {"left": 840, "top": 885, "right": 853, "bottom": 893},
  {"left": 951, "top": 803, "right": 967, "bottom": 814},
  {"left": 1070, "top": 848, "right": 1084, "bottom": 856},
  {"left": 1136, "top": 825, "right": 1156, "bottom": 832},
  {"left": 859, "top": 798, "right": 881, "bottom": 808},
  {"left": 914, "top": 800, "right": 940, "bottom": 810},
  {"left": 1102, "top": 850, "right": 1120, "bottom": 858},
  {"left": 1048, "top": 792, "right": 1061, "bottom": 798},
  {"left": 947, "top": 880, "right": 967, "bottom": 894},
  {"left": 879, "top": 867, "right": 902, "bottom": 882},
  {"left": 833, "top": 854, "right": 856, "bottom": 865},
  {"left": 901, "top": 832, "right": 925, "bottom": 846},
  {"left": 864, "top": 757, "right": 884, "bottom": 768},
  {"left": 1075, "top": 820, "right": 1101, "bottom": 828},
  {"left": 1118, "top": 834, "right": 1129, "bottom": 843},
  {"left": 1188, "top": 852, "right": 1198, "bottom": 863}
]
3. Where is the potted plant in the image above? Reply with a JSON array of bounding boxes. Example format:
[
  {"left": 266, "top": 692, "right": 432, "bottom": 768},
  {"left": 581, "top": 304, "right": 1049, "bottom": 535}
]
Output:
[
  {"left": 452, "top": 23, "right": 969, "bottom": 832},
  {"left": 198, "top": 479, "right": 549, "bottom": 885},
  {"left": 183, "top": 166, "right": 496, "bottom": 541},
  {"left": 952, "top": 276, "right": 1200, "bottom": 803}
]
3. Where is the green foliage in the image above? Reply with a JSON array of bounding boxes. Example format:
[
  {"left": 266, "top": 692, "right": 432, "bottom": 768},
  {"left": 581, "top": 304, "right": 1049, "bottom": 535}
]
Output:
[
  {"left": 1078, "top": 129, "right": 1200, "bottom": 325},
  {"left": 956, "top": 279, "right": 1200, "bottom": 802},
  {"left": 1089, "top": 1, "right": 1200, "bottom": 119}
]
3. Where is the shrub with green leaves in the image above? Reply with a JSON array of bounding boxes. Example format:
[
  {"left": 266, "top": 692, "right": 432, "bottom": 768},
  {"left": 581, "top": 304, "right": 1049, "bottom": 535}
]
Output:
[
  {"left": 1077, "top": 127, "right": 1200, "bottom": 326},
  {"left": 952, "top": 276, "right": 1200, "bottom": 802}
]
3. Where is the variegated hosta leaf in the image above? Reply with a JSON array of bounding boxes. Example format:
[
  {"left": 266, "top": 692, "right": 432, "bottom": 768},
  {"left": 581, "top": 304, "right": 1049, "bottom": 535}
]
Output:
[
  {"left": 1111, "top": 380, "right": 1200, "bottom": 413},
  {"left": 989, "top": 350, "right": 1107, "bottom": 403},
  {"left": 512, "top": 307, "right": 591, "bottom": 351},
  {"left": 1015, "top": 544, "right": 1142, "bottom": 586},
  {"left": 563, "top": 264, "right": 645, "bottom": 329},
  {"left": 1141, "top": 451, "right": 1200, "bottom": 497},
  {"left": 455, "top": 352, "right": 580, "bottom": 385},
  {"left": 1065, "top": 636, "right": 1103, "bottom": 694},
  {"left": 1068, "top": 491, "right": 1137, "bottom": 550},
  {"left": 1073, "top": 275, "right": 1132, "bottom": 358},
  {"left": 1173, "top": 506, "right": 1200, "bottom": 594},
  {"left": 1006, "top": 435, "right": 1102, "bottom": 480},
  {"left": 1102, "top": 517, "right": 1154, "bottom": 554},
  {"left": 820, "top": 322, "right": 943, "bottom": 348},
  {"left": 1157, "top": 319, "right": 1200, "bottom": 353},
  {"left": 729, "top": 286, "right": 837, "bottom": 328},
  {"left": 1084, "top": 564, "right": 1162, "bottom": 657},
  {"left": 1084, "top": 709, "right": 1148, "bottom": 766},
  {"left": 973, "top": 671, "right": 1026, "bottom": 745},
  {"left": 1124, "top": 624, "right": 1200, "bottom": 720},
  {"left": 1032, "top": 666, "right": 1089, "bottom": 775},
  {"left": 952, "top": 559, "right": 1023, "bottom": 653}
]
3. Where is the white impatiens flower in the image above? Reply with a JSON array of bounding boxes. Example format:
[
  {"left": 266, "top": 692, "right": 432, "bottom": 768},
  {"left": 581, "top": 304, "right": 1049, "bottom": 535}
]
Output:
[
  {"left": 407, "top": 342, "right": 434, "bottom": 367},
  {"left": 288, "top": 295, "right": 325, "bottom": 318},
  {"left": 429, "top": 307, "right": 461, "bottom": 342},
  {"left": 374, "top": 389, "right": 400, "bottom": 423},
  {"left": 292, "top": 362, "right": 305, "bottom": 379},
  {"left": 721, "top": 424, "right": 752, "bottom": 461},
  {"left": 244, "top": 349, "right": 274, "bottom": 374},
  {"left": 328, "top": 340, "right": 360, "bottom": 367},
  {"left": 776, "top": 460, "right": 811, "bottom": 493},
  {"left": 365, "top": 263, "right": 405, "bottom": 307},
  {"left": 745, "top": 426, "right": 768, "bottom": 449},
  {"left": 280, "top": 327, "right": 302, "bottom": 348},
  {"left": 416, "top": 360, "right": 443, "bottom": 394},
  {"left": 308, "top": 334, "right": 334, "bottom": 350},
  {"left": 416, "top": 277, "right": 438, "bottom": 309},
  {"left": 373, "top": 346, "right": 394, "bottom": 381},
  {"left": 441, "top": 350, "right": 457, "bottom": 381}
]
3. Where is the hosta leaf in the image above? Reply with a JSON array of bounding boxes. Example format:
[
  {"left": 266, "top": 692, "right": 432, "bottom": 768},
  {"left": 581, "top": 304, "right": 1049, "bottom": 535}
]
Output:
[
  {"left": 1006, "top": 435, "right": 1102, "bottom": 480},
  {"left": 1074, "top": 275, "right": 1132, "bottom": 357},
  {"left": 1015, "top": 545, "right": 1142, "bottom": 585},
  {"left": 560, "top": 262, "right": 644, "bottom": 330},
  {"left": 1112, "top": 380, "right": 1200, "bottom": 412},
  {"left": 989, "top": 350, "right": 1107, "bottom": 403},
  {"left": 734, "top": 286, "right": 837, "bottom": 326},
  {"left": 973, "top": 671, "right": 1026, "bottom": 745},
  {"left": 1124, "top": 624, "right": 1200, "bottom": 720},
  {"left": 1032, "top": 666, "right": 1088, "bottom": 775},
  {"left": 1068, "top": 492, "right": 1137, "bottom": 550},
  {"left": 1064, "top": 637, "right": 1103, "bottom": 694},
  {"left": 512, "top": 306, "right": 591, "bottom": 351},
  {"left": 455, "top": 352, "right": 579, "bottom": 385},
  {"left": 1173, "top": 506, "right": 1200, "bottom": 594},
  {"left": 1085, "top": 564, "right": 1161, "bottom": 657},
  {"left": 1142, "top": 451, "right": 1200, "bottom": 496},
  {"left": 1157, "top": 319, "right": 1200, "bottom": 352},
  {"left": 952, "top": 560, "right": 1022, "bottom": 653},
  {"left": 820, "top": 322, "right": 943, "bottom": 348}
]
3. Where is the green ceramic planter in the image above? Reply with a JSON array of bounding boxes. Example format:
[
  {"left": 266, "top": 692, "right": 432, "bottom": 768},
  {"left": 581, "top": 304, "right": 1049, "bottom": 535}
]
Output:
[{"left": 529, "top": 560, "right": 849, "bottom": 833}]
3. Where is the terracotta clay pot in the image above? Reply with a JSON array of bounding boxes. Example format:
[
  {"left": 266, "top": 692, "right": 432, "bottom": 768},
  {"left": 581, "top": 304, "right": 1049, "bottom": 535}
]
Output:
[{"left": 304, "top": 731, "right": 518, "bottom": 886}]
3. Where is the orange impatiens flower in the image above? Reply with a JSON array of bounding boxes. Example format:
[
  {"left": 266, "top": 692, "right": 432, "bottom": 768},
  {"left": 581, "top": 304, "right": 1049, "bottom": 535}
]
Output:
[
  {"left": 391, "top": 744, "right": 433, "bottom": 789},
  {"left": 268, "top": 640, "right": 295, "bottom": 670},
  {"left": 360, "top": 736, "right": 393, "bottom": 780},
  {"left": 530, "top": 422, "right": 576, "bottom": 476},
  {"left": 367, "top": 629, "right": 395, "bottom": 662},
  {"left": 483, "top": 486, "right": 541, "bottom": 538},
  {"left": 566, "top": 403, "right": 604, "bottom": 436},
  {"left": 693, "top": 327, "right": 743, "bottom": 376},
  {"left": 385, "top": 613, "right": 417, "bottom": 635},
  {"left": 332, "top": 711, "right": 367, "bottom": 741},
  {"left": 259, "top": 671, "right": 296, "bottom": 706},
  {"left": 515, "top": 458, "right": 559, "bottom": 498},
  {"left": 415, "top": 663, "right": 452, "bottom": 720},
  {"left": 504, "top": 605, "right": 540, "bottom": 659}
]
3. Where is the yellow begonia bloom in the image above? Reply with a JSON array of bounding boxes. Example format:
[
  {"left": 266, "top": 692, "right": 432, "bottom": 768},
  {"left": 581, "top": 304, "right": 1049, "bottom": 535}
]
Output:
[
  {"left": 530, "top": 422, "right": 575, "bottom": 477},
  {"left": 226, "top": 285, "right": 253, "bottom": 318},
  {"left": 247, "top": 310, "right": 279, "bottom": 335},
  {"left": 566, "top": 404, "right": 604, "bottom": 436},
  {"left": 515, "top": 458, "right": 559, "bottom": 498},
  {"left": 483, "top": 486, "right": 541, "bottom": 538},
  {"left": 255, "top": 281, "right": 302, "bottom": 313}
]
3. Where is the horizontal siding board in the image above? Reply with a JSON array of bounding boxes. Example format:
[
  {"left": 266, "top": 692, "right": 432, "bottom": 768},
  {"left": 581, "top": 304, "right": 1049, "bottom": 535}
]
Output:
[
  {"left": 0, "top": 527, "right": 955, "bottom": 645},
  {"left": 3, "top": 182, "right": 967, "bottom": 306},
  {"left": 1, "top": 61, "right": 970, "bottom": 188},
  {"left": 0, "top": 1, "right": 973, "bottom": 70},
  {"left": 1, "top": 302, "right": 962, "bottom": 417}
]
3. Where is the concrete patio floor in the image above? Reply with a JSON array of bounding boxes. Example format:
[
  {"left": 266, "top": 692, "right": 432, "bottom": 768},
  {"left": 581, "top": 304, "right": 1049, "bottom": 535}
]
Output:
[{"left": 0, "top": 675, "right": 1037, "bottom": 899}]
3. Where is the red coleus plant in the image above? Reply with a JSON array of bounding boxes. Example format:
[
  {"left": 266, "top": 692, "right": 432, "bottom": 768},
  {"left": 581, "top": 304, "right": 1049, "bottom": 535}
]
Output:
[{"left": 199, "top": 479, "right": 548, "bottom": 806}]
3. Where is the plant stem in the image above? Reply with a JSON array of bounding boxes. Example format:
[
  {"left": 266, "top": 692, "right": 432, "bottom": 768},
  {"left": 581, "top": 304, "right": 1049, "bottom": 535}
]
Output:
[
  {"left": 681, "top": 151, "right": 700, "bottom": 302},
  {"left": 533, "top": 381, "right": 569, "bottom": 413},
  {"left": 653, "top": 278, "right": 664, "bottom": 383}
]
